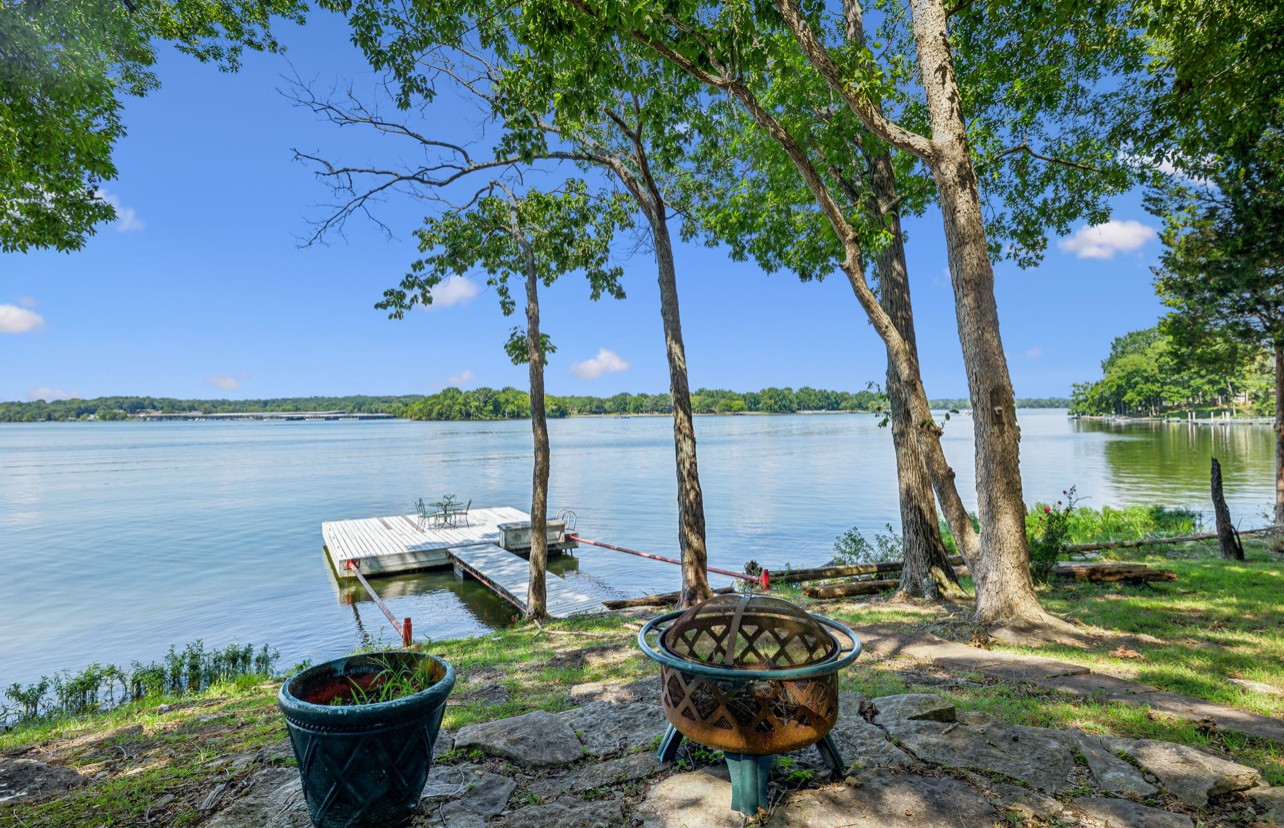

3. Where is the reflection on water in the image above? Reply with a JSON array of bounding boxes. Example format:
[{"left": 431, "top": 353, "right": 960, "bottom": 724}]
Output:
[
  {"left": 0, "top": 411, "right": 1275, "bottom": 690},
  {"left": 327, "top": 552, "right": 587, "bottom": 639},
  {"left": 1074, "top": 418, "right": 1276, "bottom": 522}
]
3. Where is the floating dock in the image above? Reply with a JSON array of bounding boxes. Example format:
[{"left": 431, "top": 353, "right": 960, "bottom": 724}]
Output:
[
  {"left": 322, "top": 506, "right": 599, "bottom": 618},
  {"left": 448, "top": 543, "right": 604, "bottom": 618}
]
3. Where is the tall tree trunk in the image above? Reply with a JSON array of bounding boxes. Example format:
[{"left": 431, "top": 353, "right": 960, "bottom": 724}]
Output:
[
  {"left": 867, "top": 152, "right": 966, "bottom": 601},
  {"left": 651, "top": 210, "right": 714, "bottom": 607},
  {"left": 522, "top": 245, "right": 549, "bottom": 620},
  {"left": 1274, "top": 340, "right": 1283, "bottom": 527},
  {"left": 907, "top": 0, "right": 1051, "bottom": 628},
  {"left": 841, "top": 0, "right": 980, "bottom": 572}
]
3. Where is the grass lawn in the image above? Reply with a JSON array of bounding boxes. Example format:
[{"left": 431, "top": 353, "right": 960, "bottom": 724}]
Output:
[
  {"left": 815, "top": 537, "right": 1284, "bottom": 785},
  {"left": 3, "top": 539, "right": 1282, "bottom": 826}
]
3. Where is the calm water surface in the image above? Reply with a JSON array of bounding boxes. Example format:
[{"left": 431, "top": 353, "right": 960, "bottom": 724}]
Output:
[{"left": 0, "top": 411, "right": 1275, "bottom": 688}]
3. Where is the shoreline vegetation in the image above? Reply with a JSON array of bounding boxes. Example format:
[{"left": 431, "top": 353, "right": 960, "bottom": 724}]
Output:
[
  {"left": 1070, "top": 327, "right": 1278, "bottom": 419},
  {"left": 0, "top": 388, "right": 1072, "bottom": 423}
]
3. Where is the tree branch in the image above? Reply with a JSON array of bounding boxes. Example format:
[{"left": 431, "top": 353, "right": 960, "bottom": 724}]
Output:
[
  {"left": 981, "top": 142, "right": 1101, "bottom": 174},
  {"left": 772, "top": 0, "right": 936, "bottom": 160}
]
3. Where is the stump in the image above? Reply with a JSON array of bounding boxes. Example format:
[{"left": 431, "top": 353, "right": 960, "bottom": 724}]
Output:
[{"left": 1211, "top": 457, "right": 1245, "bottom": 561}]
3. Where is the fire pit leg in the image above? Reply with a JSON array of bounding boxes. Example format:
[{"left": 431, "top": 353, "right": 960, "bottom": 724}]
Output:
[
  {"left": 657, "top": 724, "right": 684, "bottom": 763},
  {"left": 815, "top": 733, "right": 845, "bottom": 779},
  {"left": 723, "top": 753, "right": 773, "bottom": 815}
]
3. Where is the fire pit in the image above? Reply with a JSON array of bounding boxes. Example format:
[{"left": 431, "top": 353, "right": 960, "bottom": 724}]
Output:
[{"left": 638, "top": 594, "right": 861, "bottom": 814}]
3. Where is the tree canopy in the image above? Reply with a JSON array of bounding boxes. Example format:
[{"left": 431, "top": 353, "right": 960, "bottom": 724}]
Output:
[
  {"left": 1070, "top": 327, "right": 1274, "bottom": 417},
  {"left": 0, "top": 0, "right": 305, "bottom": 253}
]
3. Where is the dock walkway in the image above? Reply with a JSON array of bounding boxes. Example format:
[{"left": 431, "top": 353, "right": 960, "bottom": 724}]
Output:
[
  {"left": 323, "top": 506, "right": 532, "bottom": 577},
  {"left": 323, "top": 505, "right": 603, "bottom": 619},
  {"left": 448, "top": 543, "right": 605, "bottom": 618}
]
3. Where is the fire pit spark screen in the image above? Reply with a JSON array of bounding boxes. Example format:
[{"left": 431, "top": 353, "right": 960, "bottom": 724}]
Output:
[{"left": 638, "top": 594, "right": 861, "bottom": 815}]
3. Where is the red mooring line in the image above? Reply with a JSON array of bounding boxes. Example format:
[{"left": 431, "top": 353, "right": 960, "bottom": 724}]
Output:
[
  {"left": 345, "top": 560, "right": 412, "bottom": 646},
  {"left": 565, "top": 533, "right": 770, "bottom": 590}
]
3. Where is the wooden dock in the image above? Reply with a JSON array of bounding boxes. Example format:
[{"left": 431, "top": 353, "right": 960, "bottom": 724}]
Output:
[
  {"left": 322, "top": 505, "right": 601, "bottom": 618},
  {"left": 448, "top": 543, "right": 605, "bottom": 618}
]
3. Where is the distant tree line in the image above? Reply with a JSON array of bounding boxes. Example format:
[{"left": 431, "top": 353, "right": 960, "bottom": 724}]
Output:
[
  {"left": 0, "top": 389, "right": 1075, "bottom": 423},
  {"left": 0, "top": 395, "right": 421, "bottom": 422},
  {"left": 404, "top": 387, "right": 1071, "bottom": 421},
  {"left": 1070, "top": 328, "right": 1276, "bottom": 417},
  {"left": 929, "top": 397, "right": 1071, "bottom": 411}
]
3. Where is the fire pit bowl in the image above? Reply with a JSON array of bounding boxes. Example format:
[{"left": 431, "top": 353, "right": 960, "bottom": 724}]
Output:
[{"left": 638, "top": 594, "right": 861, "bottom": 814}]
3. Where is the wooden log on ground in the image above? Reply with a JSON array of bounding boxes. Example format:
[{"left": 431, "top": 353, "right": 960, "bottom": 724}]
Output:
[
  {"left": 1051, "top": 563, "right": 1177, "bottom": 583},
  {"left": 773, "top": 556, "right": 965, "bottom": 584},
  {"left": 603, "top": 586, "right": 735, "bottom": 609},
  {"left": 802, "top": 579, "right": 900, "bottom": 599}
]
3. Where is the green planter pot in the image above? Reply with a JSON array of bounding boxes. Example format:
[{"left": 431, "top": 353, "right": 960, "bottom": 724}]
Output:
[{"left": 278, "top": 651, "right": 455, "bottom": 828}]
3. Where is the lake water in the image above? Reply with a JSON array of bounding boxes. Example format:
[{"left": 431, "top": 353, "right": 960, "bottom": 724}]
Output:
[{"left": 0, "top": 410, "right": 1275, "bottom": 690}]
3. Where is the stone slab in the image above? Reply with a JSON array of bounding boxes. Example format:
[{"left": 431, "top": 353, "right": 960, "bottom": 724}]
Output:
[
  {"left": 1249, "top": 786, "right": 1284, "bottom": 825},
  {"left": 1073, "top": 733, "right": 1159, "bottom": 797},
  {"left": 1073, "top": 796, "right": 1195, "bottom": 828},
  {"left": 1143, "top": 692, "right": 1284, "bottom": 745},
  {"left": 803, "top": 717, "right": 913, "bottom": 774},
  {"left": 870, "top": 693, "right": 956, "bottom": 724},
  {"left": 495, "top": 796, "right": 625, "bottom": 828},
  {"left": 637, "top": 767, "right": 745, "bottom": 828},
  {"left": 202, "top": 768, "right": 310, "bottom": 828},
  {"left": 989, "top": 782, "right": 1065, "bottom": 820},
  {"left": 435, "top": 772, "right": 515, "bottom": 823},
  {"left": 560, "top": 701, "right": 665, "bottom": 758},
  {"left": 568, "top": 678, "right": 661, "bottom": 705},
  {"left": 768, "top": 771, "right": 998, "bottom": 827},
  {"left": 455, "top": 710, "right": 584, "bottom": 767},
  {"left": 1106, "top": 737, "right": 1261, "bottom": 807},
  {"left": 421, "top": 763, "right": 485, "bottom": 801},
  {"left": 969, "top": 656, "right": 1091, "bottom": 683},
  {"left": 0, "top": 757, "right": 86, "bottom": 803},
  {"left": 1033, "top": 672, "right": 1160, "bottom": 699},
  {"left": 880, "top": 719, "right": 1081, "bottom": 793},
  {"left": 528, "top": 752, "right": 663, "bottom": 799}
]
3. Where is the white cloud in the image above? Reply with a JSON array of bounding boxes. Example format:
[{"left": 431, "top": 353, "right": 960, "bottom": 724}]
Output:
[
  {"left": 427, "top": 275, "right": 480, "bottom": 309},
  {"left": 17, "top": 296, "right": 36, "bottom": 308},
  {"left": 570, "top": 348, "right": 630, "bottom": 380},
  {"left": 1026, "top": 347, "right": 1043, "bottom": 359},
  {"left": 0, "top": 304, "right": 45, "bottom": 334},
  {"left": 205, "top": 374, "right": 241, "bottom": 391},
  {"left": 447, "top": 369, "right": 475, "bottom": 386},
  {"left": 93, "top": 189, "right": 146, "bottom": 232},
  {"left": 27, "top": 387, "right": 80, "bottom": 401},
  {"left": 1058, "top": 220, "right": 1157, "bottom": 260}
]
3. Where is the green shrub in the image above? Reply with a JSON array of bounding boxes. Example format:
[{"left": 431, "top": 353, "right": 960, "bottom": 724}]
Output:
[
  {"left": 2, "top": 640, "right": 278, "bottom": 726},
  {"left": 831, "top": 523, "right": 904, "bottom": 564}
]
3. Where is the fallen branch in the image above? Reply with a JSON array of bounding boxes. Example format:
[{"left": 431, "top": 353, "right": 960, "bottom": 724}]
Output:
[
  {"left": 1051, "top": 563, "right": 1176, "bottom": 583},
  {"left": 772, "top": 557, "right": 964, "bottom": 584},
  {"left": 802, "top": 561, "right": 1175, "bottom": 599},
  {"left": 802, "top": 579, "right": 900, "bottom": 599},
  {"left": 603, "top": 586, "right": 736, "bottom": 609}
]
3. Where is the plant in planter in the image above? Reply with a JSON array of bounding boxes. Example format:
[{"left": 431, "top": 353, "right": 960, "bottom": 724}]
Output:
[{"left": 278, "top": 650, "right": 455, "bottom": 828}]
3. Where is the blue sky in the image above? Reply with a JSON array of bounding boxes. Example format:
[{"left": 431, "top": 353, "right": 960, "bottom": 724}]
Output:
[{"left": 1, "top": 14, "right": 1168, "bottom": 404}]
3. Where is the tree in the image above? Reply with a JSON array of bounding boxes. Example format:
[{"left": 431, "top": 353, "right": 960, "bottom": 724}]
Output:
[
  {"left": 328, "top": 0, "right": 1148, "bottom": 631},
  {"left": 296, "top": 20, "right": 718, "bottom": 605},
  {"left": 1153, "top": 137, "right": 1284, "bottom": 524},
  {"left": 606, "top": 0, "right": 1142, "bottom": 630},
  {"left": 1125, "top": 0, "right": 1284, "bottom": 526},
  {"left": 378, "top": 181, "right": 631, "bottom": 618},
  {"left": 0, "top": 0, "right": 305, "bottom": 252}
]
